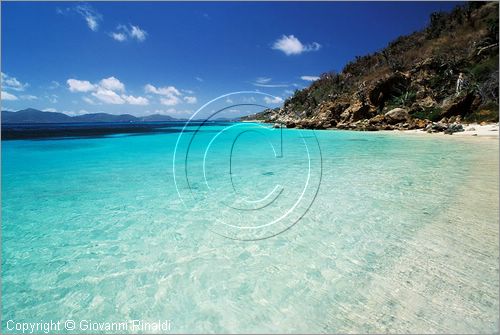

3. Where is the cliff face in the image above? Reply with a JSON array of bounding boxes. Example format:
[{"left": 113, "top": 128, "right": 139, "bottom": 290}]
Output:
[{"left": 249, "top": 2, "right": 499, "bottom": 131}]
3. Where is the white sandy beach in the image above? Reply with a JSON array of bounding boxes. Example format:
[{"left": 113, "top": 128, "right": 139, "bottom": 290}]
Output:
[{"left": 403, "top": 123, "right": 500, "bottom": 137}]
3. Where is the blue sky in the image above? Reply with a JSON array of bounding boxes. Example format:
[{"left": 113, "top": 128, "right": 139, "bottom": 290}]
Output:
[{"left": 1, "top": 1, "right": 463, "bottom": 117}]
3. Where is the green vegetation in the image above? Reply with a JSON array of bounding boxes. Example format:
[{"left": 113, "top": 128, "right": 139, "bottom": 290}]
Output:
[
  {"left": 469, "top": 55, "right": 498, "bottom": 81},
  {"left": 411, "top": 107, "right": 443, "bottom": 122},
  {"left": 464, "top": 102, "right": 499, "bottom": 122},
  {"left": 386, "top": 90, "right": 417, "bottom": 110}
]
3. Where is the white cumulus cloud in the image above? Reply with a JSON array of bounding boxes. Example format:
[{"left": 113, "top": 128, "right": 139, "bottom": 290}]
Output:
[
  {"left": 160, "top": 96, "right": 181, "bottom": 106},
  {"left": 92, "top": 88, "right": 125, "bottom": 104},
  {"left": 1, "top": 72, "right": 28, "bottom": 91},
  {"left": 122, "top": 94, "right": 149, "bottom": 105},
  {"left": 184, "top": 96, "right": 197, "bottom": 104},
  {"left": 145, "top": 84, "right": 183, "bottom": 106},
  {"left": 99, "top": 76, "right": 125, "bottom": 92},
  {"left": 1, "top": 91, "right": 18, "bottom": 101},
  {"left": 68, "top": 76, "right": 148, "bottom": 106},
  {"left": 145, "top": 84, "right": 180, "bottom": 96},
  {"left": 67, "top": 79, "right": 95, "bottom": 92},
  {"left": 272, "top": 35, "right": 321, "bottom": 56}
]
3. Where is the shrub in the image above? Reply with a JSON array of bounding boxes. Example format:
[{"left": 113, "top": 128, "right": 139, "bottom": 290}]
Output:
[
  {"left": 462, "top": 100, "right": 498, "bottom": 122},
  {"left": 468, "top": 55, "right": 499, "bottom": 82},
  {"left": 412, "top": 107, "right": 443, "bottom": 121}
]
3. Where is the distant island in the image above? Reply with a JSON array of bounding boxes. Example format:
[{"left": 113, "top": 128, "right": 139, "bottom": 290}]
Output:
[
  {"left": 0, "top": 108, "right": 243, "bottom": 140},
  {"left": 1, "top": 108, "right": 184, "bottom": 124},
  {"left": 243, "top": 2, "right": 499, "bottom": 134}
]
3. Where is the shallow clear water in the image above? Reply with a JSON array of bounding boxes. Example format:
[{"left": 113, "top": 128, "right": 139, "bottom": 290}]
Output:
[{"left": 2, "top": 123, "right": 499, "bottom": 333}]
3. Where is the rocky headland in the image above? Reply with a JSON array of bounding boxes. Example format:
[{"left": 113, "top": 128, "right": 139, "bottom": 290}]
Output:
[{"left": 243, "top": 2, "right": 499, "bottom": 135}]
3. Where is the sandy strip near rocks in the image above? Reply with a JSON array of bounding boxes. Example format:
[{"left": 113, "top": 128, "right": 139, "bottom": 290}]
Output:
[{"left": 401, "top": 123, "right": 499, "bottom": 137}]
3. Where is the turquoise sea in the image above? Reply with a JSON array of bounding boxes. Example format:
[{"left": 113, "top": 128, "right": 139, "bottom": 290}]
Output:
[{"left": 2, "top": 122, "right": 499, "bottom": 333}]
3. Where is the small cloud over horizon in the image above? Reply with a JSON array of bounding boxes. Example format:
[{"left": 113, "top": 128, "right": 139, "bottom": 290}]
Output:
[
  {"left": 253, "top": 77, "right": 290, "bottom": 88},
  {"left": 255, "top": 77, "right": 272, "bottom": 84},
  {"left": 301, "top": 75, "right": 320, "bottom": 81},
  {"left": 1, "top": 72, "right": 29, "bottom": 91},
  {"left": 1, "top": 91, "right": 18, "bottom": 101},
  {"left": 145, "top": 83, "right": 197, "bottom": 106},
  {"left": 67, "top": 76, "right": 149, "bottom": 106},
  {"left": 263, "top": 96, "right": 284, "bottom": 104},
  {"left": 153, "top": 108, "right": 193, "bottom": 117}
]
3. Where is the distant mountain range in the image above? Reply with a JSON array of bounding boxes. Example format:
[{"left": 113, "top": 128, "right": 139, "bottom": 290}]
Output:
[{"left": 1, "top": 108, "right": 183, "bottom": 124}]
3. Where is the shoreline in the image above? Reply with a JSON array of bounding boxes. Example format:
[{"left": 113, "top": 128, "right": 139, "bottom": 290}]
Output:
[
  {"left": 400, "top": 122, "right": 499, "bottom": 138},
  {"left": 250, "top": 121, "right": 500, "bottom": 138},
  {"left": 345, "top": 138, "right": 499, "bottom": 333}
]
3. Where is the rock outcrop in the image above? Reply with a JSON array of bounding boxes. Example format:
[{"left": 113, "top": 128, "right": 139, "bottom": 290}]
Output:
[
  {"left": 244, "top": 2, "right": 498, "bottom": 133},
  {"left": 385, "top": 108, "right": 410, "bottom": 124},
  {"left": 440, "top": 92, "right": 480, "bottom": 118}
]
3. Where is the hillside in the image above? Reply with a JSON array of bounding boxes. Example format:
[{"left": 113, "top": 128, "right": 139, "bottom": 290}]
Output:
[
  {"left": 1, "top": 109, "right": 73, "bottom": 123},
  {"left": 1, "top": 109, "right": 179, "bottom": 123},
  {"left": 245, "top": 2, "right": 499, "bottom": 132}
]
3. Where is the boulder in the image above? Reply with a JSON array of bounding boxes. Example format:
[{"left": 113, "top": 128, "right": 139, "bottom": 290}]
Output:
[
  {"left": 381, "top": 124, "right": 395, "bottom": 130},
  {"left": 385, "top": 108, "right": 410, "bottom": 124},
  {"left": 413, "top": 118, "right": 429, "bottom": 129},
  {"left": 427, "top": 122, "right": 449, "bottom": 133},
  {"left": 444, "top": 123, "right": 464, "bottom": 135},
  {"left": 352, "top": 104, "right": 374, "bottom": 121},
  {"left": 341, "top": 102, "right": 374, "bottom": 122},
  {"left": 353, "top": 120, "right": 379, "bottom": 131},
  {"left": 317, "top": 101, "right": 349, "bottom": 122},
  {"left": 335, "top": 122, "right": 349, "bottom": 130},
  {"left": 368, "top": 114, "right": 386, "bottom": 125},
  {"left": 340, "top": 110, "right": 351, "bottom": 122},
  {"left": 440, "top": 92, "right": 477, "bottom": 118},
  {"left": 296, "top": 119, "right": 324, "bottom": 130}
]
